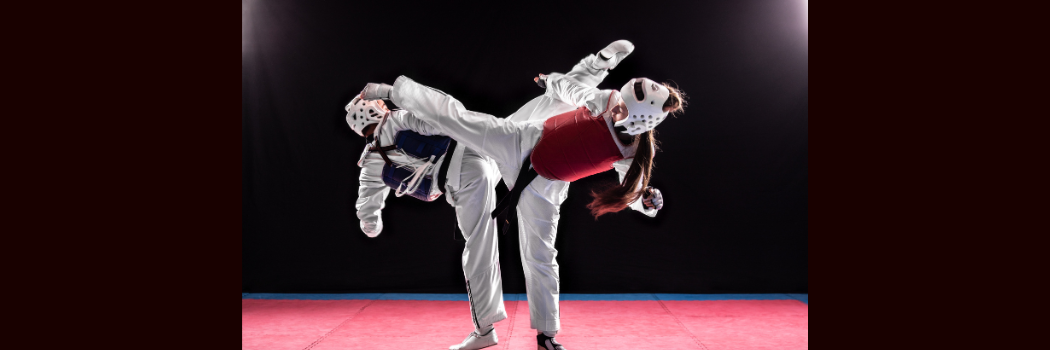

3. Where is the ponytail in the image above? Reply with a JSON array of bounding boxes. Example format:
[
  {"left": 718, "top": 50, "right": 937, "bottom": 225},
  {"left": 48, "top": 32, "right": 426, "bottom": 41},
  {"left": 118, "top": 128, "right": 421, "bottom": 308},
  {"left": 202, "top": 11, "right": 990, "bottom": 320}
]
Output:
[
  {"left": 585, "top": 130, "right": 657, "bottom": 218},
  {"left": 585, "top": 82, "right": 684, "bottom": 219}
]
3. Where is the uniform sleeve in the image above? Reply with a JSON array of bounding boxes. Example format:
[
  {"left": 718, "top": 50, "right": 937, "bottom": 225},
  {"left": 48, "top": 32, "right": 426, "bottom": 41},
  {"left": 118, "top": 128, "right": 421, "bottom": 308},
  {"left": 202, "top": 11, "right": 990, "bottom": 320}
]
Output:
[
  {"left": 544, "top": 73, "right": 613, "bottom": 116},
  {"left": 612, "top": 158, "right": 658, "bottom": 217},
  {"left": 356, "top": 153, "right": 391, "bottom": 237}
]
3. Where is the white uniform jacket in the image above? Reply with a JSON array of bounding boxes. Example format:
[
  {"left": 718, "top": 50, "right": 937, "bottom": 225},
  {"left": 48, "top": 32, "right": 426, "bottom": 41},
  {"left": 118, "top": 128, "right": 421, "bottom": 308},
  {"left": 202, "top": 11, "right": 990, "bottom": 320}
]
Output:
[{"left": 355, "top": 109, "right": 454, "bottom": 237}]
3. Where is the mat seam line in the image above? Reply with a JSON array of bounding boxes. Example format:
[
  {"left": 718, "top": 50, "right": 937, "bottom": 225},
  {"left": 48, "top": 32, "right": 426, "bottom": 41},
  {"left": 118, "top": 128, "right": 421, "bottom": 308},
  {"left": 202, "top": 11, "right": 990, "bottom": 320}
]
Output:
[
  {"left": 503, "top": 298, "right": 519, "bottom": 350},
  {"left": 654, "top": 294, "right": 709, "bottom": 350},
  {"left": 301, "top": 297, "right": 379, "bottom": 350}
]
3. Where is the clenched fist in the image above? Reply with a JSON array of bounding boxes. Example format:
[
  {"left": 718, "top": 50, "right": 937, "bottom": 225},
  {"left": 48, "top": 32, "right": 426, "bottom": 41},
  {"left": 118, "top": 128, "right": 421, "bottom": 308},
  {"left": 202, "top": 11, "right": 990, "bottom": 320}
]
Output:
[{"left": 642, "top": 186, "right": 663, "bottom": 210}]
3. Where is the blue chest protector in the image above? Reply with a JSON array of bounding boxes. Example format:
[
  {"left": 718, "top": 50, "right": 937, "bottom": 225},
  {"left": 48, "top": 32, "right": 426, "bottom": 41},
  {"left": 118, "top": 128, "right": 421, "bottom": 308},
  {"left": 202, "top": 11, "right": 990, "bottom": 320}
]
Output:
[{"left": 375, "top": 130, "right": 454, "bottom": 202}]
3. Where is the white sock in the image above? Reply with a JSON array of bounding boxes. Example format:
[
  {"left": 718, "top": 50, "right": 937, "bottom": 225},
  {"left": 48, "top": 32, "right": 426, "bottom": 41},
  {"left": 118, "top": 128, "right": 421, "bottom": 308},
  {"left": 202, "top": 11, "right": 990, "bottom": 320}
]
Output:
[
  {"left": 363, "top": 83, "right": 392, "bottom": 100},
  {"left": 477, "top": 324, "right": 494, "bottom": 335},
  {"left": 538, "top": 330, "right": 557, "bottom": 337}
]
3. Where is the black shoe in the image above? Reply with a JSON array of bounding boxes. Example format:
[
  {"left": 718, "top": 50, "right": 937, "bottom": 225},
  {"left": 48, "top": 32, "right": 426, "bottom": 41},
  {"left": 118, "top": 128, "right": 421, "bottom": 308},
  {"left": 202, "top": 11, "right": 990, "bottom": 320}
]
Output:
[{"left": 536, "top": 333, "right": 566, "bottom": 350}]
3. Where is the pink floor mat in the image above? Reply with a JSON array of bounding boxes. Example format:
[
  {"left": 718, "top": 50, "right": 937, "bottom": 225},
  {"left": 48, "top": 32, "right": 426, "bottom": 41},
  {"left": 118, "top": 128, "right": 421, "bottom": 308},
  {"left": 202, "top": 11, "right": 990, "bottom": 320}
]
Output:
[{"left": 242, "top": 298, "right": 808, "bottom": 349}]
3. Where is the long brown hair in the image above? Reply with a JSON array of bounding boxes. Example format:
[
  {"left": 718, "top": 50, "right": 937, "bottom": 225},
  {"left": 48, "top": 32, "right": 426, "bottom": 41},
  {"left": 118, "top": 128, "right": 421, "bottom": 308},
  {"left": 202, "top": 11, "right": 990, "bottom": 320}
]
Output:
[{"left": 586, "top": 83, "right": 685, "bottom": 218}]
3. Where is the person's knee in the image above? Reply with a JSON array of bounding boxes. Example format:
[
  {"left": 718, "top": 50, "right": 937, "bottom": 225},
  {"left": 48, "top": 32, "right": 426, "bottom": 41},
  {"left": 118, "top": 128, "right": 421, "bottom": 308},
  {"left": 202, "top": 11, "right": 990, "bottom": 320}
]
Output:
[{"left": 523, "top": 255, "right": 558, "bottom": 270}]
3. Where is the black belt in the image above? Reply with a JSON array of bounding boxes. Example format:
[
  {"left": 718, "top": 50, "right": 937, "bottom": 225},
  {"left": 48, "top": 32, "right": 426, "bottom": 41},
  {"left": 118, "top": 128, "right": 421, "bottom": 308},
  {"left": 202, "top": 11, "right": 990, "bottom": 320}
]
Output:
[{"left": 491, "top": 154, "right": 540, "bottom": 235}]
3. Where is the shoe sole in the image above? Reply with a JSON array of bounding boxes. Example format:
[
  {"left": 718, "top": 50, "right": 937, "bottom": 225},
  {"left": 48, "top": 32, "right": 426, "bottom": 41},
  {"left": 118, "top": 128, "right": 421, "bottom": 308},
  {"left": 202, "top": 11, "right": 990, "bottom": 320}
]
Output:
[
  {"left": 537, "top": 342, "right": 564, "bottom": 350},
  {"left": 450, "top": 343, "right": 496, "bottom": 350}
]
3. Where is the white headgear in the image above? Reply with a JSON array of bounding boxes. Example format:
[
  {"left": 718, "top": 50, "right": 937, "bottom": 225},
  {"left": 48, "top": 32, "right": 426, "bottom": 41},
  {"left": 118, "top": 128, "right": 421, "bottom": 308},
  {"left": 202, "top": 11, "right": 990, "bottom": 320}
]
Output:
[
  {"left": 614, "top": 77, "right": 670, "bottom": 135},
  {"left": 345, "top": 96, "right": 387, "bottom": 137}
]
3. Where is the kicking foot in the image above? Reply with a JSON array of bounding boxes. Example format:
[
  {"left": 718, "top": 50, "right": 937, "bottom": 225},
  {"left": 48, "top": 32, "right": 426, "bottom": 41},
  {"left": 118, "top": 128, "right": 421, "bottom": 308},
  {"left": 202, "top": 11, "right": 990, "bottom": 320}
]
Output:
[
  {"left": 359, "top": 83, "right": 392, "bottom": 100},
  {"left": 537, "top": 333, "right": 567, "bottom": 350},
  {"left": 450, "top": 328, "right": 497, "bottom": 350},
  {"left": 534, "top": 73, "right": 548, "bottom": 88},
  {"left": 593, "top": 39, "right": 634, "bottom": 70}
]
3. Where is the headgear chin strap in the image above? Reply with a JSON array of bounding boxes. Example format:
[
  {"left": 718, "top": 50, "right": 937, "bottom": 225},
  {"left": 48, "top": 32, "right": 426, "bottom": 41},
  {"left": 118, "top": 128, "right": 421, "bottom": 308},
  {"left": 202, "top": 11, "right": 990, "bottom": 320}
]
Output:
[
  {"left": 345, "top": 96, "right": 387, "bottom": 137},
  {"left": 614, "top": 78, "right": 670, "bottom": 135}
]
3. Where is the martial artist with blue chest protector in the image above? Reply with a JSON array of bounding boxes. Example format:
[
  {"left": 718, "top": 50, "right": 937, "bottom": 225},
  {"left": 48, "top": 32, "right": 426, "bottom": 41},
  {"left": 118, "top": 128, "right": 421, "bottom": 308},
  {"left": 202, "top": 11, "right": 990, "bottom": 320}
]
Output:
[{"left": 346, "top": 96, "right": 506, "bottom": 350}]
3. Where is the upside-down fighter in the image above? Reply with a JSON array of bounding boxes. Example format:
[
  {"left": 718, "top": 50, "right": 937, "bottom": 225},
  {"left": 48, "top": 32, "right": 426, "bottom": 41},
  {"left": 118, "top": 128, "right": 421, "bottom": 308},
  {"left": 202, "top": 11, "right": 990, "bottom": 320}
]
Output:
[{"left": 346, "top": 94, "right": 507, "bottom": 348}]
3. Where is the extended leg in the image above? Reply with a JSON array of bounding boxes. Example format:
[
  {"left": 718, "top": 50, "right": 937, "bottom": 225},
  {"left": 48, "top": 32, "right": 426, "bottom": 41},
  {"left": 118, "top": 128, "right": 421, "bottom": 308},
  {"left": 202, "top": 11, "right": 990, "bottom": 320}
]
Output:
[
  {"left": 388, "top": 76, "right": 543, "bottom": 176},
  {"left": 448, "top": 148, "right": 506, "bottom": 350},
  {"left": 454, "top": 148, "right": 507, "bottom": 328}
]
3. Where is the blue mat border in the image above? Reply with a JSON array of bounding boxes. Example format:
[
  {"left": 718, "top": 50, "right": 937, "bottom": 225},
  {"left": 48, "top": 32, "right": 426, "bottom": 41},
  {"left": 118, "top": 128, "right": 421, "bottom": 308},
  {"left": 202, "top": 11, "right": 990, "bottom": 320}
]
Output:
[{"left": 243, "top": 293, "right": 807, "bottom": 303}]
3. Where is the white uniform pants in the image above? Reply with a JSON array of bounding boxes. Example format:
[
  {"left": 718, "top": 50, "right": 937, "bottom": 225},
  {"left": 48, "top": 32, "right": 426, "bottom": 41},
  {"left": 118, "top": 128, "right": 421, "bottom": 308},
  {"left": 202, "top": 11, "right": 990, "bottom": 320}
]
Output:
[
  {"left": 445, "top": 147, "right": 507, "bottom": 329},
  {"left": 392, "top": 76, "right": 569, "bottom": 332}
]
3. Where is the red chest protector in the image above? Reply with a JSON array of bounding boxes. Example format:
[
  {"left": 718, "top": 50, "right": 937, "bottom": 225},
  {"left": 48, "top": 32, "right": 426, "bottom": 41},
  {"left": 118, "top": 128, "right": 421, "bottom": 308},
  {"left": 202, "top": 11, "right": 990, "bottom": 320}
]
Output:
[{"left": 530, "top": 107, "right": 625, "bottom": 182}]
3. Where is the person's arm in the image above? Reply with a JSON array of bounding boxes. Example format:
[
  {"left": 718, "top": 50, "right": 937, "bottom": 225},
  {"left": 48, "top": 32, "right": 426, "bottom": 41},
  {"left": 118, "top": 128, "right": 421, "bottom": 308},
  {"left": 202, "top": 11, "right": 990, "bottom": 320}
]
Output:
[
  {"left": 612, "top": 158, "right": 661, "bottom": 217},
  {"left": 543, "top": 74, "right": 616, "bottom": 117},
  {"left": 355, "top": 142, "right": 391, "bottom": 238}
]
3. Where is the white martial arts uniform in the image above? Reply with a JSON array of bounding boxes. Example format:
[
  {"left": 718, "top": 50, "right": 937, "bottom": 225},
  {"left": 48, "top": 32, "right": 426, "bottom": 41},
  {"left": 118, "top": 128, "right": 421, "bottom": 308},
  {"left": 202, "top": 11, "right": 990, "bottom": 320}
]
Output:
[
  {"left": 355, "top": 109, "right": 507, "bottom": 330},
  {"left": 388, "top": 54, "right": 659, "bottom": 333}
]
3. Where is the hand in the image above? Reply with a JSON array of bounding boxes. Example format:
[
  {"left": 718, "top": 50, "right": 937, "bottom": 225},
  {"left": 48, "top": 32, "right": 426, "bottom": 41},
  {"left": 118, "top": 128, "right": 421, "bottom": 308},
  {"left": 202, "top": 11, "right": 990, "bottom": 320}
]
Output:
[
  {"left": 360, "top": 219, "right": 383, "bottom": 238},
  {"left": 642, "top": 186, "right": 663, "bottom": 210}
]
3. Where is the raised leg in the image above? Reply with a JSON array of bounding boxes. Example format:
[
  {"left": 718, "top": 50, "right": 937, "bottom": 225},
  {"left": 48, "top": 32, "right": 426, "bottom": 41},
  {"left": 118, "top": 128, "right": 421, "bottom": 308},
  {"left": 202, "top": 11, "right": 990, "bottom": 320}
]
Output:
[{"left": 388, "top": 75, "right": 543, "bottom": 178}]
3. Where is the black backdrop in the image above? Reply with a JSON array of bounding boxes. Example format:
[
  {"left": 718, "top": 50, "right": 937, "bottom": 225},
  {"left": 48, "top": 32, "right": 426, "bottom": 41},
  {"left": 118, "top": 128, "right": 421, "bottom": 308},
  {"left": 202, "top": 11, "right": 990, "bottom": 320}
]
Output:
[{"left": 242, "top": 0, "right": 807, "bottom": 293}]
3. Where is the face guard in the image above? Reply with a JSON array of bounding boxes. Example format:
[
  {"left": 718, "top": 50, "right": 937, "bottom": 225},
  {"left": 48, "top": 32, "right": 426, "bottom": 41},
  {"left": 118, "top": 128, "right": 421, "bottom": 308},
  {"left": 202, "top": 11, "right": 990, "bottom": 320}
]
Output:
[
  {"left": 345, "top": 96, "right": 387, "bottom": 137},
  {"left": 614, "top": 78, "right": 670, "bottom": 135}
]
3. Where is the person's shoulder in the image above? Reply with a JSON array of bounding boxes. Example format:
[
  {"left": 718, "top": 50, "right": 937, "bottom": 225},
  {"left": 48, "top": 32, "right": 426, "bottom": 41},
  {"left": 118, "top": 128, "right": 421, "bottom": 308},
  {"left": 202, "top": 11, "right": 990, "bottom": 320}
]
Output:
[{"left": 589, "top": 90, "right": 618, "bottom": 116}]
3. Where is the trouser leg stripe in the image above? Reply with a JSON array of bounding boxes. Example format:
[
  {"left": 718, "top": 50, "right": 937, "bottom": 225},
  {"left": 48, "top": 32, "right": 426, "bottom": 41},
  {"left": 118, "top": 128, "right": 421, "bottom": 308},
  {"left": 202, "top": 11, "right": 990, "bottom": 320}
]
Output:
[{"left": 466, "top": 280, "right": 480, "bottom": 330}]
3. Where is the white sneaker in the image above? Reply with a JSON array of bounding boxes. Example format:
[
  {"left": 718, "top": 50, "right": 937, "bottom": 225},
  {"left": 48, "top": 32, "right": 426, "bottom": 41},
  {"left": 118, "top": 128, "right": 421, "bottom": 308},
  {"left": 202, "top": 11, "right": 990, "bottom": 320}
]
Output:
[{"left": 449, "top": 329, "right": 497, "bottom": 350}]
